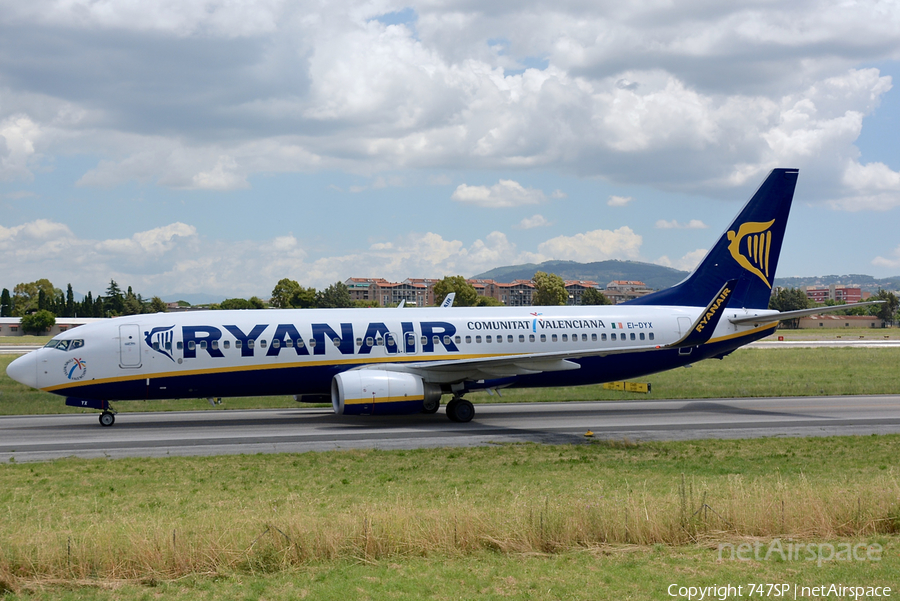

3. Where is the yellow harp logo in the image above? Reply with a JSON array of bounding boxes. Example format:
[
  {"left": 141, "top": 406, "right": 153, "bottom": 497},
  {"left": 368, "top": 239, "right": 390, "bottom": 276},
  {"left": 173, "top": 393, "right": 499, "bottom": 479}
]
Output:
[{"left": 726, "top": 220, "right": 775, "bottom": 288}]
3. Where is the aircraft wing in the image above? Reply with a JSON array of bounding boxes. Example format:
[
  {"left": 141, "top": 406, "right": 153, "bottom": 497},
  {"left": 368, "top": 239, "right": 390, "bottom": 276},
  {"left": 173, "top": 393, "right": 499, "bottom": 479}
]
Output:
[{"left": 367, "top": 281, "right": 736, "bottom": 384}]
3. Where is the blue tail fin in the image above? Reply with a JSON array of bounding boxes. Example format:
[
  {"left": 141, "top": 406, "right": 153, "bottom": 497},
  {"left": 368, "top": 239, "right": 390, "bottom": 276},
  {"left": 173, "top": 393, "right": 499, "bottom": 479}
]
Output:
[{"left": 625, "top": 168, "right": 799, "bottom": 309}]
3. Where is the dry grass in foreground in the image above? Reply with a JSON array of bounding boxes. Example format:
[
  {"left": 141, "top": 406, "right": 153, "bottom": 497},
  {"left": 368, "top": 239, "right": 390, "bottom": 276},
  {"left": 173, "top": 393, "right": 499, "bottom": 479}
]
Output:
[{"left": 1, "top": 437, "right": 898, "bottom": 589}]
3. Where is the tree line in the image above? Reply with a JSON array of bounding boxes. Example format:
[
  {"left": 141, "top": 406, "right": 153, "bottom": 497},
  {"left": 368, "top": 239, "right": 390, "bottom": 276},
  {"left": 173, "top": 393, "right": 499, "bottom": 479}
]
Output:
[{"left": 1, "top": 279, "right": 168, "bottom": 319}]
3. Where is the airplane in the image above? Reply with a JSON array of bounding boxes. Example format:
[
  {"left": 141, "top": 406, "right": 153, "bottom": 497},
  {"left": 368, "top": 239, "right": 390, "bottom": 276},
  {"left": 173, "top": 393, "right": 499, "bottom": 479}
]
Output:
[{"left": 6, "top": 168, "right": 881, "bottom": 426}]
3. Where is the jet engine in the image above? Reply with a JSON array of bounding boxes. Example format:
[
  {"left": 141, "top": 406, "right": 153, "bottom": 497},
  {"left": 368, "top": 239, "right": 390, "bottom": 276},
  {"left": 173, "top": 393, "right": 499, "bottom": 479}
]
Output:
[{"left": 331, "top": 370, "right": 442, "bottom": 416}]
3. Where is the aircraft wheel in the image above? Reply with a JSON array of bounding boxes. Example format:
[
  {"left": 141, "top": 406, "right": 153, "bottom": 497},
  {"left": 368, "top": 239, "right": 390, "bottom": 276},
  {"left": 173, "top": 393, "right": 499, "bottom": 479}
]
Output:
[
  {"left": 421, "top": 396, "right": 440, "bottom": 414},
  {"left": 99, "top": 411, "right": 115, "bottom": 427},
  {"left": 446, "top": 398, "right": 474, "bottom": 423}
]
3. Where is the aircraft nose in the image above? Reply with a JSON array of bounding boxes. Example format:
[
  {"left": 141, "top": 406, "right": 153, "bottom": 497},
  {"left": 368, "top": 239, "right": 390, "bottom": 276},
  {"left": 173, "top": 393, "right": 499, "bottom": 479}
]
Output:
[{"left": 7, "top": 352, "right": 38, "bottom": 389}]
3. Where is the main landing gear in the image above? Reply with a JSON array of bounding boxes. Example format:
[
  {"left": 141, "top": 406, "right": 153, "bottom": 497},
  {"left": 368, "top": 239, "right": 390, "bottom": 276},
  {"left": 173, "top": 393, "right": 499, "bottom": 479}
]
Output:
[
  {"left": 445, "top": 396, "right": 475, "bottom": 423},
  {"left": 99, "top": 411, "right": 116, "bottom": 427}
]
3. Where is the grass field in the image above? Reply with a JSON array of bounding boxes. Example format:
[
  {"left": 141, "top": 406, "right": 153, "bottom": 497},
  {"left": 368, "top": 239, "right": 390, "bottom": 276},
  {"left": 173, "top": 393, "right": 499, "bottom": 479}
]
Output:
[
  {"left": 2, "top": 346, "right": 899, "bottom": 416},
  {"left": 1, "top": 437, "right": 898, "bottom": 598}
]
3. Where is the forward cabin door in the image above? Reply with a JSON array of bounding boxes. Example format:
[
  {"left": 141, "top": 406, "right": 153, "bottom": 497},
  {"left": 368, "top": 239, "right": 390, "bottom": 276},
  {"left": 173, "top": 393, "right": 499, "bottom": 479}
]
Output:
[{"left": 119, "top": 324, "right": 142, "bottom": 368}]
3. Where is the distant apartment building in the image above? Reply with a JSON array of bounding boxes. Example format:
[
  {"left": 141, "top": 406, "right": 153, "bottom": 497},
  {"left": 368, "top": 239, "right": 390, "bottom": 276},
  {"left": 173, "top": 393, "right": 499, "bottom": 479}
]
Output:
[
  {"left": 804, "top": 285, "right": 862, "bottom": 304},
  {"left": 603, "top": 280, "right": 654, "bottom": 304},
  {"left": 564, "top": 280, "right": 601, "bottom": 305},
  {"left": 344, "top": 278, "right": 430, "bottom": 306}
]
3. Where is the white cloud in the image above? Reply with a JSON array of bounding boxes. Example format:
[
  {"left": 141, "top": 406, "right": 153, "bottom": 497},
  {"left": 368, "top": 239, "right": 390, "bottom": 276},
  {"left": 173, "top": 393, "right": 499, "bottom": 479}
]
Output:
[
  {"left": 533, "top": 227, "right": 642, "bottom": 263},
  {"left": 0, "top": 115, "right": 41, "bottom": 182},
  {"left": 451, "top": 179, "right": 549, "bottom": 208},
  {"left": 514, "top": 214, "right": 551, "bottom": 229},
  {"left": 872, "top": 245, "right": 900, "bottom": 269},
  {"left": 655, "top": 219, "right": 708, "bottom": 229},
  {"left": 656, "top": 249, "right": 708, "bottom": 272},
  {"left": 607, "top": 195, "right": 633, "bottom": 207}
]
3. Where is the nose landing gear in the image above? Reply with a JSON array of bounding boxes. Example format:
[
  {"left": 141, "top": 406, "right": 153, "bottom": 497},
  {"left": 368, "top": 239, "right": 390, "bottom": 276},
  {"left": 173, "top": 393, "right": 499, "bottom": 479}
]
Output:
[{"left": 65, "top": 397, "right": 118, "bottom": 427}]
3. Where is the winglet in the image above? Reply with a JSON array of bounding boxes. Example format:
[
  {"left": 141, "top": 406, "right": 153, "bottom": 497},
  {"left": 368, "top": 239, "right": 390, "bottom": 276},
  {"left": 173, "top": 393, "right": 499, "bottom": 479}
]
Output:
[
  {"left": 441, "top": 293, "right": 456, "bottom": 308},
  {"left": 668, "top": 279, "right": 737, "bottom": 348}
]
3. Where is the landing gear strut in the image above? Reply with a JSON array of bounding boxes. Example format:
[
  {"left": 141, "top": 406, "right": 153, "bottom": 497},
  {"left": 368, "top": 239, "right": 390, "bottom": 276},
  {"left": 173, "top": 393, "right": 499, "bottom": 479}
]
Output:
[{"left": 445, "top": 396, "right": 475, "bottom": 423}]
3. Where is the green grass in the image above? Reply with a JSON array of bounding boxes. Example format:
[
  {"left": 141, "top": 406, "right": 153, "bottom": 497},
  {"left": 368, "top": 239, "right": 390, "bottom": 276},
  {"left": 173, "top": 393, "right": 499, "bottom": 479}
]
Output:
[
  {"left": 3, "top": 347, "right": 899, "bottom": 416},
  {"left": 0, "top": 336, "right": 52, "bottom": 345},
  {"left": 1, "top": 437, "right": 898, "bottom": 597}
]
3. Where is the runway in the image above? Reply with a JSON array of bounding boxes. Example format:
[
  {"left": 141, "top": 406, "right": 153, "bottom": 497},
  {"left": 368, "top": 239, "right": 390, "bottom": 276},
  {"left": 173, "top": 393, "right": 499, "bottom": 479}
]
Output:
[{"left": 2, "top": 395, "right": 900, "bottom": 462}]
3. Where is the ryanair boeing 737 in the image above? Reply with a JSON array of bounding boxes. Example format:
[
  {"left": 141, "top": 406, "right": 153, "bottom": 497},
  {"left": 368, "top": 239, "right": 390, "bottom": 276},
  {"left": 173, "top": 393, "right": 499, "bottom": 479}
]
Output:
[{"left": 7, "top": 169, "right": 875, "bottom": 426}]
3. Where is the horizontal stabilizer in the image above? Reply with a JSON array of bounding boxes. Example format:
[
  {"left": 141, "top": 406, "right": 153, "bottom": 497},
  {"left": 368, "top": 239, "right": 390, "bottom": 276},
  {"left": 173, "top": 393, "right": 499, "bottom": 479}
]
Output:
[{"left": 729, "top": 300, "right": 885, "bottom": 325}]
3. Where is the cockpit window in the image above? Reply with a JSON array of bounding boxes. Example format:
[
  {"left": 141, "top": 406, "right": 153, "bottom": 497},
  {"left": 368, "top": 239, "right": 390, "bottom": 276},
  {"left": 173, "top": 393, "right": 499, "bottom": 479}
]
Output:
[{"left": 43, "top": 339, "right": 84, "bottom": 351}]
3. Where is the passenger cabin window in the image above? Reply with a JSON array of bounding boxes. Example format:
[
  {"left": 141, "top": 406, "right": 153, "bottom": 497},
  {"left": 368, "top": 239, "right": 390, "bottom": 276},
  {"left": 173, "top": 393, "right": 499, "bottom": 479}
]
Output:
[
  {"left": 507, "top": 335, "right": 513, "bottom": 343},
  {"left": 601, "top": 334, "right": 607, "bottom": 341},
  {"left": 235, "top": 340, "right": 242, "bottom": 349},
  {"left": 630, "top": 333, "right": 636, "bottom": 341},
  {"left": 224, "top": 340, "right": 230, "bottom": 349},
  {"left": 639, "top": 333, "right": 645, "bottom": 341},
  {"left": 649, "top": 333, "right": 655, "bottom": 341},
  {"left": 611, "top": 333, "right": 616, "bottom": 341},
  {"left": 476, "top": 335, "right": 482, "bottom": 343},
  {"left": 540, "top": 334, "right": 546, "bottom": 342},
  {"left": 562, "top": 334, "right": 568, "bottom": 342},
  {"left": 486, "top": 335, "right": 492, "bottom": 343},
  {"left": 551, "top": 334, "right": 558, "bottom": 342},
  {"left": 591, "top": 334, "right": 597, "bottom": 342},
  {"left": 260, "top": 340, "right": 267, "bottom": 348}
]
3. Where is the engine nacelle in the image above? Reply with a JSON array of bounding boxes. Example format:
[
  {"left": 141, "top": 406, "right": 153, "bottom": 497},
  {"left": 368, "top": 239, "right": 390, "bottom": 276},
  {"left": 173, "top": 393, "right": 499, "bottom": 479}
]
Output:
[{"left": 331, "top": 370, "right": 442, "bottom": 416}]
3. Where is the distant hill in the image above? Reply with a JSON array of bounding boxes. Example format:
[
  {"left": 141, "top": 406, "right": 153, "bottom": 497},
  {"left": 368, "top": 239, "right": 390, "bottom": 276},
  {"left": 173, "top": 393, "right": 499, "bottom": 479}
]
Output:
[
  {"left": 773, "top": 275, "right": 900, "bottom": 293},
  {"left": 471, "top": 260, "right": 689, "bottom": 290}
]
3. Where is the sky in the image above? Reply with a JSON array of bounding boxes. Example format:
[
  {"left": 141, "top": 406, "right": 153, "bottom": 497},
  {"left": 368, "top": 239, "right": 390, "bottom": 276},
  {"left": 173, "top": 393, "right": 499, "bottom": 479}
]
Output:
[{"left": 2, "top": 0, "right": 900, "bottom": 300}]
